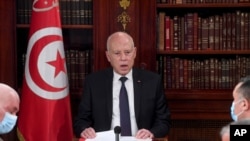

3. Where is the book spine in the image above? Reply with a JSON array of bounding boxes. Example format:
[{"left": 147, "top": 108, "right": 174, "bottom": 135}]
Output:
[
  {"left": 66, "top": 0, "right": 71, "bottom": 24},
  {"left": 240, "top": 12, "right": 245, "bottom": 50},
  {"left": 158, "top": 12, "right": 166, "bottom": 51},
  {"left": 244, "top": 12, "right": 249, "bottom": 50},
  {"left": 179, "top": 59, "right": 184, "bottom": 89},
  {"left": 78, "top": 51, "right": 86, "bottom": 88},
  {"left": 166, "top": 56, "right": 172, "bottom": 89},
  {"left": 174, "top": 57, "right": 180, "bottom": 89},
  {"left": 210, "top": 58, "right": 215, "bottom": 89},
  {"left": 170, "top": 19, "right": 174, "bottom": 51},
  {"left": 163, "top": 56, "right": 167, "bottom": 89},
  {"left": 193, "top": 13, "right": 198, "bottom": 50},
  {"left": 165, "top": 16, "right": 171, "bottom": 50},
  {"left": 198, "top": 17, "right": 202, "bottom": 50},
  {"left": 79, "top": 0, "right": 86, "bottom": 24},
  {"left": 214, "top": 15, "right": 220, "bottom": 50},
  {"left": 219, "top": 16, "right": 223, "bottom": 50},
  {"left": 85, "top": 0, "right": 93, "bottom": 25},
  {"left": 188, "top": 60, "right": 192, "bottom": 89},
  {"left": 226, "top": 13, "right": 232, "bottom": 50},
  {"left": 222, "top": 13, "right": 227, "bottom": 50},
  {"left": 171, "top": 58, "right": 176, "bottom": 88},
  {"left": 180, "top": 17, "right": 185, "bottom": 50},
  {"left": 231, "top": 13, "right": 236, "bottom": 50},
  {"left": 173, "top": 16, "right": 179, "bottom": 51},
  {"left": 201, "top": 18, "right": 209, "bottom": 50},
  {"left": 208, "top": 16, "right": 215, "bottom": 50},
  {"left": 60, "top": 0, "right": 67, "bottom": 25},
  {"left": 186, "top": 13, "right": 194, "bottom": 50},
  {"left": 17, "top": 0, "right": 24, "bottom": 24},
  {"left": 183, "top": 59, "right": 188, "bottom": 89},
  {"left": 236, "top": 11, "right": 241, "bottom": 50},
  {"left": 204, "top": 60, "right": 210, "bottom": 89},
  {"left": 214, "top": 59, "right": 219, "bottom": 89}
]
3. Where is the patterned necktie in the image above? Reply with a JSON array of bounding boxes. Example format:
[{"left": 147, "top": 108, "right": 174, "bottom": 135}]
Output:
[{"left": 119, "top": 77, "right": 132, "bottom": 136}]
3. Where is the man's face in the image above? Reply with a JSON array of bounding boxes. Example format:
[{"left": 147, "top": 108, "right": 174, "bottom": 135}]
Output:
[
  {"left": 0, "top": 94, "right": 19, "bottom": 122},
  {"left": 221, "top": 133, "right": 229, "bottom": 141},
  {"left": 106, "top": 35, "right": 136, "bottom": 76},
  {"left": 232, "top": 82, "right": 245, "bottom": 120}
]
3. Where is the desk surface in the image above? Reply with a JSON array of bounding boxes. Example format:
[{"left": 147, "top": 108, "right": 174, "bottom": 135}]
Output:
[
  {"left": 154, "top": 138, "right": 168, "bottom": 141},
  {"left": 74, "top": 138, "right": 168, "bottom": 141}
]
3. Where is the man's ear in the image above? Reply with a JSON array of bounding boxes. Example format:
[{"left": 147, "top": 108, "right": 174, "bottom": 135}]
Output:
[
  {"left": 242, "top": 99, "right": 249, "bottom": 110},
  {"left": 134, "top": 47, "right": 137, "bottom": 58},
  {"left": 106, "top": 51, "right": 111, "bottom": 62}
]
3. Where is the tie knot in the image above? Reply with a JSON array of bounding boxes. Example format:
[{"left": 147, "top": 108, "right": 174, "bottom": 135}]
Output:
[{"left": 120, "top": 77, "right": 127, "bottom": 84}]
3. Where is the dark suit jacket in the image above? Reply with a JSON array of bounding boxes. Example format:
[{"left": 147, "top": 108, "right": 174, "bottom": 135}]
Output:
[{"left": 73, "top": 67, "right": 171, "bottom": 138}]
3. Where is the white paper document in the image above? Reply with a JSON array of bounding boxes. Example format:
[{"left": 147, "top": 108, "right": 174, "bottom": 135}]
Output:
[{"left": 86, "top": 130, "right": 152, "bottom": 141}]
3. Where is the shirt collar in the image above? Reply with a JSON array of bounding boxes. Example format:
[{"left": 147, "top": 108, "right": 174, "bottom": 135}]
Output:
[{"left": 113, "top": 69, "right": 133, "bottom": 82}]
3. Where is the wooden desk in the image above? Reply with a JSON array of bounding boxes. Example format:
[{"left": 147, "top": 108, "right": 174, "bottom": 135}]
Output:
[{"left": 153, "top": 138, "right": 168, "bottom": 141}]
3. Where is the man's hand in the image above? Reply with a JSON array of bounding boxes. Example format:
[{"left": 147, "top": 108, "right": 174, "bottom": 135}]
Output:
[
  {"left": 135, "top": 129, "right": 154, "bottom": 139},
  {"left": 80, "top": 127, "right": 96, "bottom": 139}
]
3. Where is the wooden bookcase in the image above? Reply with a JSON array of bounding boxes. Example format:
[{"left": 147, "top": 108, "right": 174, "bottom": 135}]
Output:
[
  {"left": 156, "top": 2, "right": 250, "bottom": 140},
  {"left": 0, "top": 0, "right": 155, "bottom": 140},
  {"left": 2, "top": 0, "right": 250, "bottom": 140}
]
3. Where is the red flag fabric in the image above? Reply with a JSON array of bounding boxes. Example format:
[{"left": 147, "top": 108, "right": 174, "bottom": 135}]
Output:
[{"left": 17, "top": 0, "right": 73, "bottom": 140}]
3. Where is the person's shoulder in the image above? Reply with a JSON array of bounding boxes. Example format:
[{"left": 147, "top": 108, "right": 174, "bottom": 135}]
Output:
[{"left": 86, "top": 67, "right": 113, "bottom": 79}]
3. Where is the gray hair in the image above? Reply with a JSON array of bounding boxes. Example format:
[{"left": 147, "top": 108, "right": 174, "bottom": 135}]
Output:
[
  {"left": 220, "top": 118, "right": 250, "bottom": 137},
  {"left": 237, "top": 76, "right": 250, "bottom": 100},
  {"left": 106, "top": 31, "right": 134, "bottom": 51},
  {"left": 220, "top": 123, "right": 230, "bottom": 137}
]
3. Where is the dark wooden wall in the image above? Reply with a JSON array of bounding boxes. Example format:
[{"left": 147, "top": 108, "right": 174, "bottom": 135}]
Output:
[
  {"left": 0, "top": 0, "right": 233, "bottom": 140},
  {"left": 0, "top": 1, "right": 19, "bottom": 140},
  {"left": 93, "top": 0, "right": 156, "bottom": 72},
  {"left": 0, "top": 0, "right": 17, "bottom": 86}
]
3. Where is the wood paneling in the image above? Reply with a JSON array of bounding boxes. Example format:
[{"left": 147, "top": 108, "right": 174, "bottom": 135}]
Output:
[
  {"left": 166, "top": 90, "right": 233, "bottom": 120},
  {"left": 0, "top": 0, "right": 236, "bottom": 140},
  {"left": 93, "top": 0, "right": 156, "bottom": 71},
  {"left": 0, "top": 0, "right": 17, "bottom": 87},
  {"left": 0, "top": 1, "right": 18, "bottom": 141},
  {"left": 169, "top": 119, "right": 230, "bottom": 141}
]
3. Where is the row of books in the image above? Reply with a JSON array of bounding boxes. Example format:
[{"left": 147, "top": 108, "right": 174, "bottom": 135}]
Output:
[
  {"left": 157, "top": 11, "right": 250, "bottom": 51},
  {"left": 157, "top": 0, "right": 249, "bottom": 4},
  {"left": 157, "top": 55, "right": 250, "bottom": 89},
  {"left": 66, "top": 49, "right": 92, "bottom": 89},
  {"left": 16, "top": 0, "right": 93, "bottom": 25}
]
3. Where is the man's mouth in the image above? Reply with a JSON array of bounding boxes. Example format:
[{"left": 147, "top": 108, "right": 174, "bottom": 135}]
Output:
[{"left": 120, "top": 64, "right": 128, "bottom": 69}]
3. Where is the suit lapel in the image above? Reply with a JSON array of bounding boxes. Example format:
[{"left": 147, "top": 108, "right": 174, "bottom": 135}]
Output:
[
  {"left": 133, "top": 68, "right": 142, "bottom": 122},
  {"left": 105, "top": 68, "right": 114, "bottom": 120}
]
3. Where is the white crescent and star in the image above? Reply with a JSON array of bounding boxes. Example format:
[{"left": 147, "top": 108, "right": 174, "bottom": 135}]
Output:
[{"left": 25, "top": 27, "right": 69, "bottom": 100}]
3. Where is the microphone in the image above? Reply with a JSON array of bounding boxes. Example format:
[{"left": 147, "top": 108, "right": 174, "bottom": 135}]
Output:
[{"left": 114, "top": 126, "right": 121, "bottom": 141}]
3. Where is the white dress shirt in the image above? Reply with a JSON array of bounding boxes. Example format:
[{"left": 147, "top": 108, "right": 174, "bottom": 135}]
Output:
[{"left": 111, "top": 70, "right": 138, "bottom": 136}]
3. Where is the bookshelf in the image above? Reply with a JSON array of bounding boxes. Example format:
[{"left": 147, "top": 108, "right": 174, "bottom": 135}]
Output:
[
  {"left": 1, "top": 0, "right": 156, "bottom": 140},
  {"left": 3, "top": 0, "right": 249, "bottom": 140},
  {"left": 156, "top": 1, "right": 250, "bottom": 140}
]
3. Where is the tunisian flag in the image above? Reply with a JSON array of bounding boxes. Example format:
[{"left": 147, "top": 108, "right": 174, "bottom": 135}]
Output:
[{"left": 17, "top": 0, "right": 73, "bottom": 140}]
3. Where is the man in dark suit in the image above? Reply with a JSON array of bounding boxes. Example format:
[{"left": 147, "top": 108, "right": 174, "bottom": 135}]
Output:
[{"left": 74, "top": 31, "right": 171, "bottom": 139}]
